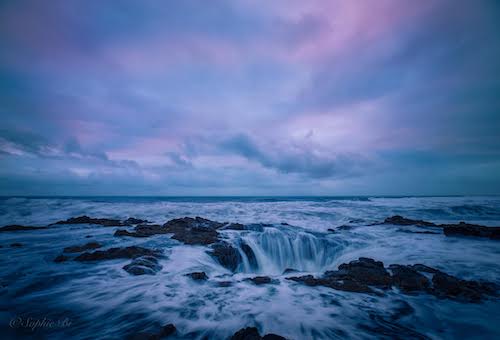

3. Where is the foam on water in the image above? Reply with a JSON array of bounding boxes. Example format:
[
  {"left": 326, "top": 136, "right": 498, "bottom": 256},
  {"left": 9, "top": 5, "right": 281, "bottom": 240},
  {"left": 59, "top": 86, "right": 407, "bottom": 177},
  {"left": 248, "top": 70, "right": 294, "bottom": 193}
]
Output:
[{"left": 1, "top": 196, "right": 500, "bottom": 339}]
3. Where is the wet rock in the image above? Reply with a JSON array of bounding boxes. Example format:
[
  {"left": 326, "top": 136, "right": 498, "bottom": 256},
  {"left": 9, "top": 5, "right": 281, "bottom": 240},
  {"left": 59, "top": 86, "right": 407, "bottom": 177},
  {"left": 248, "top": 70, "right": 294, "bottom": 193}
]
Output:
[
  {"left": 221, "top": 223, "right": 246, "bottom": 230},
  {"left": 10, "top": 243, "right": 23, "bottom": 247},
  {"left": 186, "top": 271, "right": 208, "bottom": 281},
  {"left": 85, "top": 235, "right": 93, "bottom": 238},
  {"left": 63, "top": 242, "right": 102, "bottom": 253},
  {"left": 383, "top": 216, "right": 436, "bottom": 227},
  {"left": 431, "top": 272, "right": 498, "bottom": 302},
  {"left": 327, "top": 228, "right": 336, "bottom": 232},
  {"left": 441, "top": 222, "right": 500, "bottom": 240},
  {"left": 245, "top": 276, "right": 278, "bottom": 285},
  {"left": 389, "top": 265, "right": 430, "bottom": 292},
  {"left": 54, "top": 255, "right": 69, "bottom": 263},
  {"left": 52, "top": 216, "right": 127, "bottom": 226},
  {"left": 129, "top": 323, "right": 176, "bottom": 340},
  {"left": 409, "top": 264, "right": 441, "bottom": 274},
  {"left": 123, "top": 217, "right": 150, "bottom": 225},
  {"left": 337, "top": 257, "right": 392, "bottom": 288},
  {"left": 231, "top": 327, "right": 261, "bottom": 340},
  {"left": 282, "top": 268, "right": 298, "bottom": 274},
  {"left": 209, "top": 242, "right": 242, "bottom": 272},
  {"left": 164, "top": 217, "right": 222, "bottom": 245},
  {"left": 241, "top": 243, "right": 258, "bottom": 270},
  {"left": 75, "top": 246, "right": 160, "bottom": 262},
  {"left": 123, "top": 256, "right": 162, "bottom": 276},
  {"left": 230, "top": 327, "right": 286, "bottom": 340},
  {"left": 287, "top": 273, "right": 373, "bottom": 293},
  {"left": 216, "top": 281, "right": 233, "bottom": 287},
  {"left": 0, "top": 225, "right": 47, "bottom": 232}
]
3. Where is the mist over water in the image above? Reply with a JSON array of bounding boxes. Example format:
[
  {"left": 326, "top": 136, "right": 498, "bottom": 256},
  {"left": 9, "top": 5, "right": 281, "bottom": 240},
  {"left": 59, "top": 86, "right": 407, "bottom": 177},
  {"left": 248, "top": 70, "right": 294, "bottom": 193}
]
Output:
[{"left": 1, "top": 196, "right": 500, "bottom": 339}]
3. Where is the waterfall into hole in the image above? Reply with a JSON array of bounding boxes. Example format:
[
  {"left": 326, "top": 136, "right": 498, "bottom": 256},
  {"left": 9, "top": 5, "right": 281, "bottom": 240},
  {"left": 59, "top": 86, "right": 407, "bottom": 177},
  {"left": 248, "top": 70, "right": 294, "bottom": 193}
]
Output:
[{"left": 235, "top": 227, "right": 341, "bottom": 274}]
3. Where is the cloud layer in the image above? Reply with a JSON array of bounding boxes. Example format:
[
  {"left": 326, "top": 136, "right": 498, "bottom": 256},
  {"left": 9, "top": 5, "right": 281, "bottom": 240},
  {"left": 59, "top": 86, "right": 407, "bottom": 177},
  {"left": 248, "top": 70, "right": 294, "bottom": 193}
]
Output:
[{"left": 1, "top": 0, "right": 499, "bottom": 195}]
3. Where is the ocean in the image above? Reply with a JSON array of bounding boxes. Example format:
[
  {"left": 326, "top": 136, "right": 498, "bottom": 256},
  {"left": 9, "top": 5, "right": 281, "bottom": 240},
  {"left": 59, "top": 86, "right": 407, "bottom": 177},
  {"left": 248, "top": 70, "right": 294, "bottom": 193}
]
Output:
[{"left": 1, "top": 196, "right": 500, "bottom": 339}]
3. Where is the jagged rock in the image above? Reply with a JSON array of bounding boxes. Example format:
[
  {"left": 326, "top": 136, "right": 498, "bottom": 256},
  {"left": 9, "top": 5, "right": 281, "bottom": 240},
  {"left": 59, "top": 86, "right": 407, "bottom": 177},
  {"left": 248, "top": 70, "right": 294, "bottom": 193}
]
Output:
[
  {"left": 389, "top": 265, "right": 430, "bottom": 292},
  {"left": 287, "top": 273, "right": 373, "bottom": 293},
  {"left": 54, "top": 255, "right": 69, "bottom": 263},
  {"left": 185, "top": 272, "right": 208, "bottom": 281},
  {"left": 0, "top": 225, "right": 47, "bottom": 232},
  {"left": 123, "top": 256, "right": 162, "bottom": 276},
  {"left": 209, "top": 242, "right": 242, "bottom": 272},
  {"left": 441, "top": 222, "right": 500, "bottom": 240},
  {"left": 129, "top": 323, "right": 176, "bottom": 340},
  {"left": 431, "top": 272, "right": 498, "bottom": 302},
  {"left": 75, "top": 246, "right": 160, "bottom": 261},
  {"left": 383, "top": 216, "right": 436, "bottom": 227},
  {"left": 52, "top": 216, "right": 127, "bottom": 226},
  {"left": 230, "top": 327, "right": 286, "bottom": 340},
  {"left": 409, "top": 264, "right": 440, "bottom": 274},
  {"left": 241, "top": 243, "right": 258, "bottom": 270},
  {"left": 63, "top": 242, "right": 102, "bottom": 253},
  {"left": 245, "top": 276, "right": 278, "bottom": 285},
  {"left": 164, "top": 217, "right": 222, "bottom": 245},
  {"left": 337, "top": 257, "right": 392, "bottom": 288},
  {"left": 123, "top": 217, "right": 150, "bottom": 225}
]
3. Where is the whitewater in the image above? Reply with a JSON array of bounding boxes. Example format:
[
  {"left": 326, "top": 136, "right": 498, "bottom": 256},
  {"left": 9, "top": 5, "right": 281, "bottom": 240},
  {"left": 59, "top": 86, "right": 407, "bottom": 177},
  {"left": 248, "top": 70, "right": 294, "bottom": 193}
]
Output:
[{"left": 1, "top": 196, "right": 500, "bottom": 339}]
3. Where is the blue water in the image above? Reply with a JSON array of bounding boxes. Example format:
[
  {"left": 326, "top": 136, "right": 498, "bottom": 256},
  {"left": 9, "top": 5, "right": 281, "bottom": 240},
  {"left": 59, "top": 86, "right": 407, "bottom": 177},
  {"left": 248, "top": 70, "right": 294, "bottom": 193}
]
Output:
[{"left": 1, "top": 196, "right": 500, "bottom": 339}]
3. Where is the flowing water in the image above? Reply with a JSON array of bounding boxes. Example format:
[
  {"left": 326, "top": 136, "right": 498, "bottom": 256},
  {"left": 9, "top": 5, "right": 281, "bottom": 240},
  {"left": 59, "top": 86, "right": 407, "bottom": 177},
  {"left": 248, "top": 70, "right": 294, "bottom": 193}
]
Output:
[{"left": 1, "top": 196, "right": 500, "bottom": 339}]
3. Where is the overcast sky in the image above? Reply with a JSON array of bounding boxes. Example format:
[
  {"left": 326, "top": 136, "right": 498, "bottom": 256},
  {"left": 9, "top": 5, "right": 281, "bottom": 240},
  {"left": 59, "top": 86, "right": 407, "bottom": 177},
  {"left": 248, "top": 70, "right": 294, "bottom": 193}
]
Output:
[{"left": 1, "top": 0, "right": 499, "bottom": 196}]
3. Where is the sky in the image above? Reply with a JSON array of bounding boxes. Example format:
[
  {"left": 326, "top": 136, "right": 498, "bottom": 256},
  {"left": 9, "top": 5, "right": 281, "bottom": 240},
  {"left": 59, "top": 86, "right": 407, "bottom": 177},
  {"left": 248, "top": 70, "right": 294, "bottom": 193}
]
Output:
[{"left": 0, "top": 0, "right": 499, "bottom": 196}]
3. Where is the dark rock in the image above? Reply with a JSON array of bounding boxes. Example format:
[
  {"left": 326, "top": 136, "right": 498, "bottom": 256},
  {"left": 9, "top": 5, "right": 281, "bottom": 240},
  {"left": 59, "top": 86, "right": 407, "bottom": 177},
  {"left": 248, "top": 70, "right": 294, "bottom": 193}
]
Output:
[
  {"left": 209, "top": 242, "right": 242, "bottom": 272},
  {"left": 54, "top": 255, "right": 69, "bottom": 263},
  {"left": 216, "top": 281, "right": 233, "bottom": 287},
  {"left": 431, "top": 272, "right": 498, "bottom": 302},
  {"left": 409, "top": 264, "right": 441, "bottom": 274},
  {"left": 245, "top": 276, "right": 278, "bottom": 285},
  {"left": 85, "top": 235, "right": 93, "bottom": 238},
  {"left": 123, "top": 217, "right": 150, "bottom": 225},
  {"left": 164, "top": 217, "right": 222, "bottom": 245},
  {"left": 441, "top": 222, "right": 500, "bottom": 240},
  {"left": 52, "top": 216, "right": 126, "bottom": 226},
  {"left": 337, "top": 257, "right": 392, "bottom": 288},
  {"left": 75, "top": 246, "right": 160, "bottom": 262},
  {"left": 114, "top": 229, "right": 153, "bottom": 238},
  {"left": 262, "top": 335, "right": 286, "bottom": 340},
  {"left": 0, "top": 225, "right": 47, "bottom": 232},
  {"left": 383, "top": 216, "right": 436, "bottom": 227},
  {"left": 230, "top": 327, "right": 286, "bottom": 340},
  {"left": 282, "top": 268, "right": 298, "bottom": 274},
  {"left": 186, "top": 271, "right": 208, "bottom": 281},
  {"left": 389, "top": 265, "right": 430, "bottom": 292},
  {"left": 327, "top": 228, "right": 336, "bottom": 232},
  {"left": 336, "top": 225, "right": 354, "bottom": 230},
  {"left": 231, "top": 327, "right": 261, "bottom": 340},
  {"left": 10, "top": 243, "right": 23, "bottom": 247},
  {"left": 123, "top": 256, "right": 162, "bottom": 276},
  {"left": 129, "top": 323, "right": 176, "bottom": 340},
  {"left": 63, "top": 242, "right": 102, "bottom": 253},
  {"left": 241, "top": 243, "right": 258, "bottom": 270}
]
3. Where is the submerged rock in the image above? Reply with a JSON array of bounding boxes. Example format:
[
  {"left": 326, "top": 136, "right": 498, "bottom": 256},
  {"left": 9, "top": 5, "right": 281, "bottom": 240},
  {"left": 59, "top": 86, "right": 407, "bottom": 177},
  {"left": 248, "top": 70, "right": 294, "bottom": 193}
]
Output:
[
  {"left": 383, "top": 216, "right": 436, "bottom": 227},
  {"left": 123, "top": 217, "right": 150, "bottom": 225},
  {"left": 52, "top": 216, "right": 127, "bottom": 226},
  {"left": 185, "top": 271, "right": 208, "bottom": 281},
  {"left": 245, "top": 276, "right": 278, "bottom": 285},
  {"left": 75, "top": 246, "right": 160, "bottom": 261},
  {"left": 10, "top": 243, "right": 23, "bottom": 247},
  {"left": 54, "top": 254, "right": 69, "bottom": 263},
  {"left": 209, "top": 242, "right": 242, "bottom": 272},
  {"left": 63, "top": 242, "right": 102, "bottom": 253},
  {"left": 123, "top": 256, "right": 162, "bottom": 276},
  {"left": 0, "top": 225, "right": 47, "bottom": 232},
  {"left": 441, "top": 222, "right": 500, "bottom": 240},
  {"left": 230, "top": 327, "right": 286, "bottom": 340}
]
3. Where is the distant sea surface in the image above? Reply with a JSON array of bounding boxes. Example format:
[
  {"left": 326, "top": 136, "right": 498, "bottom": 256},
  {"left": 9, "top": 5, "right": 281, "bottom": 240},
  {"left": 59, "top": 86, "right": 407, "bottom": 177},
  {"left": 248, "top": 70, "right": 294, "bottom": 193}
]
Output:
[{"left": 1, "top": 196, "right": 500, "bottom": 339}]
